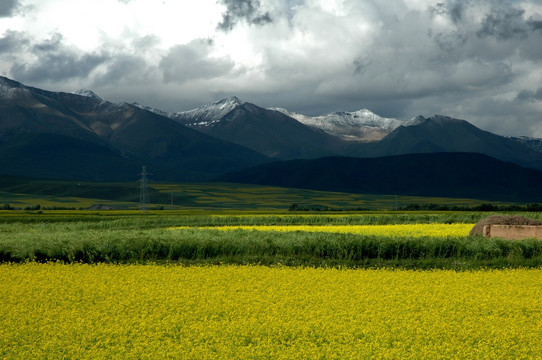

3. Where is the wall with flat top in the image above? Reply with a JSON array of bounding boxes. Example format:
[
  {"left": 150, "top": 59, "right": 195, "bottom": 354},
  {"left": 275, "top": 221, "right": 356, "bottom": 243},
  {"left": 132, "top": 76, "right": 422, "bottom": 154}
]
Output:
[{"left": 483, "top": 225, "right": 542, "bottom": 240}]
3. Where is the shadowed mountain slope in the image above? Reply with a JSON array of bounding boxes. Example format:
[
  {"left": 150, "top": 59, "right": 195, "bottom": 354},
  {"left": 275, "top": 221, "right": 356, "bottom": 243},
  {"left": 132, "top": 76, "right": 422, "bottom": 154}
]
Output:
[
  {"left": 359, "top": 115, "right": 542, "bottom": 171},
  {"left": 0, "top": 77, "right": 268, "bottom": 181},
  {"left": 216, "top": 152, "right": 542, "bottom": 202}
]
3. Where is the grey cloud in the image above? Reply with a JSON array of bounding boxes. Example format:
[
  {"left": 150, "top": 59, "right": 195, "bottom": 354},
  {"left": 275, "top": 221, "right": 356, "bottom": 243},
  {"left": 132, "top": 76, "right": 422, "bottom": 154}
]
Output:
[
  {"left": 448, "top": 1, "right": 466, "bottom": 23},
  {"left": 477, "top": 6, "right": 530, "bottom": 40},
  {"left": 131, "top": 34, "right": 160, "bottom": 51},
  {"left": 528, "top": 18, "right": 542, "bottom": 31},
  {"left": 33, "top": 32, "right": 63, "bottom": 52},
  {"left": 217, "top": 0, "right": 272, "bottom": 32},
  {"left": 11, "top": 52, "right": 108, "bottom": 82},
  {"left": 517, "top": 88, "right": 542, "bottom": 102},
  {"left": 0, "top": 0, "right": 20, "bottom": 18},
  {"left": 8, "top": 33, "right": 108, "bottom": 82},
  {"left": 429, "top": 2, "right": 465, "bottom": 23},
  {"left": 95, "top": 55, "right": 150, "bottom": 85},
  {"left": 0, "top": 30, "right": 29, "bottom": 52},
  {"left": 159, "top": 39, "right": 234, "bottom": 83},
  {"left": 353, "top": 57, "right": 372, "bottom": 75},
  {"left": 0, "top": 31, "right": 109, "bottom": 83}
]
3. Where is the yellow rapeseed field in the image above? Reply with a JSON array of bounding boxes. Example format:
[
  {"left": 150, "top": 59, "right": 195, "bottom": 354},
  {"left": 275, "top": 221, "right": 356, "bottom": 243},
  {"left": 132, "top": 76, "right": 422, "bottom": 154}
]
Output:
[
  {"left": 2, "top": 263, "right": 541, "bottom": 359},
  {"left": 168, "top": 223, "right": 474, "bottom": 238}
]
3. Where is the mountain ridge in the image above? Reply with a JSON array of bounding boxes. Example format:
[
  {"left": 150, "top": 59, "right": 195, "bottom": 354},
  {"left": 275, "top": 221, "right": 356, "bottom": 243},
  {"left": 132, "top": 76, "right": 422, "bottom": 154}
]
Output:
[
  {"left": 270, "top": 107, "right": 404, "bottom": 142},
  {"left": 2, "top": 75, "right": 542, "bottom": 199},
  {"left": 0, "top": 76, "right": 269, "bottom": 181},
  {"left": 170, "top": 98, "right": 346, "bottom": 160},
  {"left": 359, "top": 114, "right": 542, "bottom": 170},
  {"left": 216, "top": 152, "right": 542, "bottom": 203}
]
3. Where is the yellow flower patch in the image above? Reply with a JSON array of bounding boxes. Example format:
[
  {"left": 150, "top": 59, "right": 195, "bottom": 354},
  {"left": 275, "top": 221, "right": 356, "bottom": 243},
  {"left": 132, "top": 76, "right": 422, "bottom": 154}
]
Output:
[
  {"left": 168, "top": 223, "right": 474, "bottom": 238},
  {"left": 2, "top": 263, "right": 541, "bottom": 359}
]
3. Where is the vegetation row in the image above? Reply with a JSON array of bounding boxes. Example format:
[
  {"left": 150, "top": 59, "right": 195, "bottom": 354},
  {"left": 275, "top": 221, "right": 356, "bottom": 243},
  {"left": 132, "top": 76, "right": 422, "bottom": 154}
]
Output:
[{"left": 2, "top": 221, "right": 542, "bottom": 269}]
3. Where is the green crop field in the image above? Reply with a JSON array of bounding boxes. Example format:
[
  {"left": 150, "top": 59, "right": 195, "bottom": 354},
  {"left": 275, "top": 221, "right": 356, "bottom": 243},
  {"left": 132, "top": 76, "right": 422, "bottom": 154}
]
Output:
[
  {"left": 2, "top": 210, "right": 542, "bottom": 269},
  {"left": 3, "top": 207, "right": 542, "bottom": 359}
]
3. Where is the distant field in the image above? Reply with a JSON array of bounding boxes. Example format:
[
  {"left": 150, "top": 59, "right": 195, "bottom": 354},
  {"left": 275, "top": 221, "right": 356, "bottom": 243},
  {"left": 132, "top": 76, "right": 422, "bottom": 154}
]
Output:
[{"left": 0, "top": 175, "right": 511, "bottom": 210}]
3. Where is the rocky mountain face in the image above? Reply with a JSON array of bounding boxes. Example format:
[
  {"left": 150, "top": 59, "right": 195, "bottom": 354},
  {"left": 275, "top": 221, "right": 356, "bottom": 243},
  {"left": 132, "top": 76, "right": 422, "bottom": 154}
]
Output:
[{"left": 0, "top": 77, "right": 268, "bottom": 181}]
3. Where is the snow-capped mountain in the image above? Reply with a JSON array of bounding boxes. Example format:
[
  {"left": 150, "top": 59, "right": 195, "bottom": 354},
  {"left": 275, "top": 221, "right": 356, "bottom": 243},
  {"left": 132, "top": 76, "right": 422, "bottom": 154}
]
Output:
[
  {"left": 133, "top": 96, "right": 245, "bottom": 127},
  {"left": 173, "top": 96, "right": 244, "bottom": 126},
  {"left": 71, "top": 89, "right": 103, "bottom": 101},
  {"left": 171, "top": 97, "right": 344, "bottom": 159},
  {"left": 270, "top": 107, "right": 405, "bottom": 142}
]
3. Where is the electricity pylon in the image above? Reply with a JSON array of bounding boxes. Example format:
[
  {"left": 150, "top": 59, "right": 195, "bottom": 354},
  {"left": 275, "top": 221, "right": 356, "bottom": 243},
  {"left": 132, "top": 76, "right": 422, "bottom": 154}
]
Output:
[{"left": 139, "top": 166, "right": 150, "bottom": 211}]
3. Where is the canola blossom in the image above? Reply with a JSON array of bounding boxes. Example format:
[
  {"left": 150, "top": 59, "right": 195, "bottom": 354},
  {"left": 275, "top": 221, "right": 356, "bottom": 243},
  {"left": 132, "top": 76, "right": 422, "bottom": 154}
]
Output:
[
  {"left": 2, "top": 263, "right": 542, "bottom": 359},
  {"left": 168, "top": 223, "right": 474, "bottom": 238}
]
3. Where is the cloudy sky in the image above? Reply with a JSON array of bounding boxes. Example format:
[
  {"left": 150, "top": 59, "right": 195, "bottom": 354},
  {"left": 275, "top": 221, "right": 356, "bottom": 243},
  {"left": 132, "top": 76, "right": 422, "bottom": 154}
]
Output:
[{"left": 1, "top": 0, "right": 541, "bottom": 137}]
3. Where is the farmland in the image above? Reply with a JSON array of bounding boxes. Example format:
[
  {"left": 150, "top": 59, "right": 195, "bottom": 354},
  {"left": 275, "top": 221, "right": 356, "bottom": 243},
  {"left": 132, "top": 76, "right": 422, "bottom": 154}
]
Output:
[
  {"left": 2, "top": 263, "right": 542, "bottom": 359},
  {"left": 2, "top": 211, "right": 542, "bottom": 268},
  {"left": 2, "top": 210, "right": 542, "bottom": 359},
  {"left": 0, "top": 176, "right": 513, "bottom": 211}
]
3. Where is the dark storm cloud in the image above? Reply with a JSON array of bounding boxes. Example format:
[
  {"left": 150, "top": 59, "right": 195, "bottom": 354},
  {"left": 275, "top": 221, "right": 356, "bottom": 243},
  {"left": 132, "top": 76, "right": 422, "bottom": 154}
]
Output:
[
  {"left": 159, "top": 39, "right": 234, "bottom": 83},
  {"left": 33, "top": 32, "right": 63, "bottom": 52},
  {"left": 11, "top": 52, "right": 107, "bottom": 82},
  {"left": 517, "top": 88, "right": 542, "bottom": 102},
  {"left": 2, "top": 0, "right": 541, "bottom": 137},
  {"left": 217, "top": 0, "right": 272, "bottom": 32},
  {"left": 9, "top": 33, "right": 108, "bottom": 82},
  {"left": 528, "top": 18, "right": 542, "bottom": 31},
  {"left": 448, "top": 1, "right": 466, "bottom": 23},
  {"left": 0, "top": 0, "right": 20, "bottom": 18},
  {"left": 94, "top": 54, "right": 151, "bottom": 86},
  {"left": 477, "top": 5, "right": 530, "bottom": 40},
  {"left": 429, "top": 1, "right": 466, "bottom": 23},
  {"left": 432, "top": 1, "right": 467, "bottom": 23},
  {"left": 0, "top": 30, "right": 29, "bottom": 52}
]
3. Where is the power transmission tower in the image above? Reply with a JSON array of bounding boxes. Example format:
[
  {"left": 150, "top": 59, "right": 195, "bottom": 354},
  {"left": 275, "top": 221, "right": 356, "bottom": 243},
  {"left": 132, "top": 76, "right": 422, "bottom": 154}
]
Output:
[
  {"left": 169, "top": 191, "right": 175, "bottom": 210},
  {"left": 139, "top": 166, "right": 150, "bottom": 211}
]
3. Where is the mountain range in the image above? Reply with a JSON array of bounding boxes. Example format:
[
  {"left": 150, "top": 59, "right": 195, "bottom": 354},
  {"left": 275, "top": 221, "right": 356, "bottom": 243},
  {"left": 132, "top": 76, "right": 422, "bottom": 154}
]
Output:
[
  {"left": 1, "top": 76, "right": 542, "bottom": 202},
  {"left": 137, "top": 95, "right": 542, "bottom": 171},
  {"left": 0, "top": 77, "right": 267, "bottom": 181}
]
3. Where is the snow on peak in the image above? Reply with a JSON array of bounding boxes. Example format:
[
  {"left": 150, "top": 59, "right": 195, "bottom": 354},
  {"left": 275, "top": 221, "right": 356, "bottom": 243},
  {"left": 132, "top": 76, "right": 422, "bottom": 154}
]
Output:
[
  {"left": 406, "top": 115, "right": 464, "bottom": 127},
  {"left": 0, "top": 76, "right": 28, "bottom": 98},
  {"left": 131, "top": 102, "right": 171, "bottom": 117},
  {"left": 216, "top": 96, "right": 243, "bottom": 107},
  {"left": 406, "top": 115, "right": 427, "bottom": 126},
  {"left": 174, "top": 96, "right": 244, "bottom": 126},
  {"left": 271, "top": 106, "right": 405, "bottom": 141},
  {"left": 72, "top": 89, "right": 103, "bottom": 101}
]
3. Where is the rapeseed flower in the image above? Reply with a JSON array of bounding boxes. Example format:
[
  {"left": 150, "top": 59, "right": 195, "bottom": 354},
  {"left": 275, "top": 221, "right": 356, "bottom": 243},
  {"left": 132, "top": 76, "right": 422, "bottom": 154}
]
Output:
[{"left": 1, "top": 263, "right": 541, "bottom": 359}]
